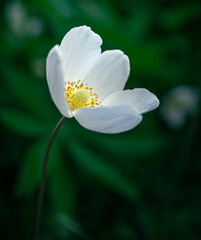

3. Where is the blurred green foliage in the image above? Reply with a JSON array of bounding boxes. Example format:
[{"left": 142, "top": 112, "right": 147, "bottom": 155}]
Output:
[{"left": 0, "top": 0, "right": 201, "bottom": 239}]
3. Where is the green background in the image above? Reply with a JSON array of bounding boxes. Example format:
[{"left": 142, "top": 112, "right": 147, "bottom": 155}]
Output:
[{"left": 0, "top": 0, "right": 201, "bottom": 239}]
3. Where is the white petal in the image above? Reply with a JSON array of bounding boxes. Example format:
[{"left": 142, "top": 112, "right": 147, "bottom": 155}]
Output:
[
  {"left": 73, "top": 105, "right": 142, "bottom": 134},
  {"left": 103, "top": 88, "right": 159, "bottom": 114},
  {"left": 59, "top": 26, "right": 102, "bottom": 82},
  {"left": 82, "top": 50, "right": 130, "bottom": 101},
  {"left": 46, "top": 45, "right": 71, "bottom": 118}
]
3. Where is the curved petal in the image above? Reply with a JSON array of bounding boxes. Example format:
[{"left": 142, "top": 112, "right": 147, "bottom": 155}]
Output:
[
  {"left": 46, "top": 45, "right": 72, "bottom": 118},
  {"left": 82, "top": 50, "right": 130, "bottom": 101},
  {"left": 103, "top": 88, "right": 159, "bottom": 114},
  {"left": 73, "top": 105, "right": 142, "bottom": 134},
  {"left": 59, "top": 26, "right": 102, "bottom": 83}
]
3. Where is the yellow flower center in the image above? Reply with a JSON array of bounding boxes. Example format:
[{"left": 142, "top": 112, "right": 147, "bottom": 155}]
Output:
[
  {"left": 65, "top": 80, "right": 102, "bottom": 110},
  {"left": 74, "top": 89, "right": 91, "bottom": 105}
]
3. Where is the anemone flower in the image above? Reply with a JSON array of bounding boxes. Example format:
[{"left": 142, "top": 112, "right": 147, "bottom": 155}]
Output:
[{"left": 47, "top": 26, "right": 159, "bottom": 133}]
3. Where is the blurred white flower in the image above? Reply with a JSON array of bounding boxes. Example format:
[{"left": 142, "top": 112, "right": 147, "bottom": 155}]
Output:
[
  {"left": 46, "top": 26, "right": 159, "bottom": 133},
  {"left": 160, "top": 85, "right": 200, "bottom": 130},
  {"left": 6, "top": 1, "right": 44, "bottom": 37}
]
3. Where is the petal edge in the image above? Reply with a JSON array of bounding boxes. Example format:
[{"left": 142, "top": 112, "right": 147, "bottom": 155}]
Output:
[
  {"left": 73, "top": 105, "right": 142, "bottom": 134},
  {"left": 103, "top": 88, "right": 159, "bottom": 114},
  {"left": 46, "top": 45, "right": 72, "bottom": 118}
]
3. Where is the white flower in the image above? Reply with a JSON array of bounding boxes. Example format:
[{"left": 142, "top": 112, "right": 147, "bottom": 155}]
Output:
[
  {"left": 46, "top": 26, "right": 159, "bottom": 134},
  {"left": 7, "top": 1, "right": 44, "bottom": 38},
  {"left": 159, "top": 85, "right": 199, "bottom": 129}
]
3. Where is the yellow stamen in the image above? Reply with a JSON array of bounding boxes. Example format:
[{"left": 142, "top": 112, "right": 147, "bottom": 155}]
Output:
[{"left": 65, "top": 80, "right": 102, "bottom": 110}]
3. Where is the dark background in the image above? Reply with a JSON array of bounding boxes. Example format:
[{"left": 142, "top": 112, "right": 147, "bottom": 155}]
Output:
[{"left": 0, "top": 0, "right": 201, "bottom": 239}]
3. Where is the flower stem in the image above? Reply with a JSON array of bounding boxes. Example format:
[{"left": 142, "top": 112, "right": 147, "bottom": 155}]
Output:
[{"left": 34, "top": 116, "right": 66, "bottom": 240}]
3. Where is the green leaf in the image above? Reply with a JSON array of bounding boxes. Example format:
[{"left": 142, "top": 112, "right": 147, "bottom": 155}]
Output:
[
  {"left": 1, "top": 64, "right": 50, "bottom": 117},
  {"left": 15, "top": 142, "right": 45, "bottom": 197},
  {"left": 15, "top": 140, "right": 61, "bottom": 197},
  {"left": 15, "top": 136, "right": 75, "bottom": 213},
  {"left": 44, "top": 212, "right": 85, "bottom": 239},
  {"left": 88, "top": 133, "right": 167, "bottom": 157},
  {"left": 48, "top": 153, "right": 76, "bottom": 212},
  {"left": 69, "top": 140, "right": 140, "bottom": 202},
  {"left": 0, "top": 108, "right": 45, "bottom": 137}
]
